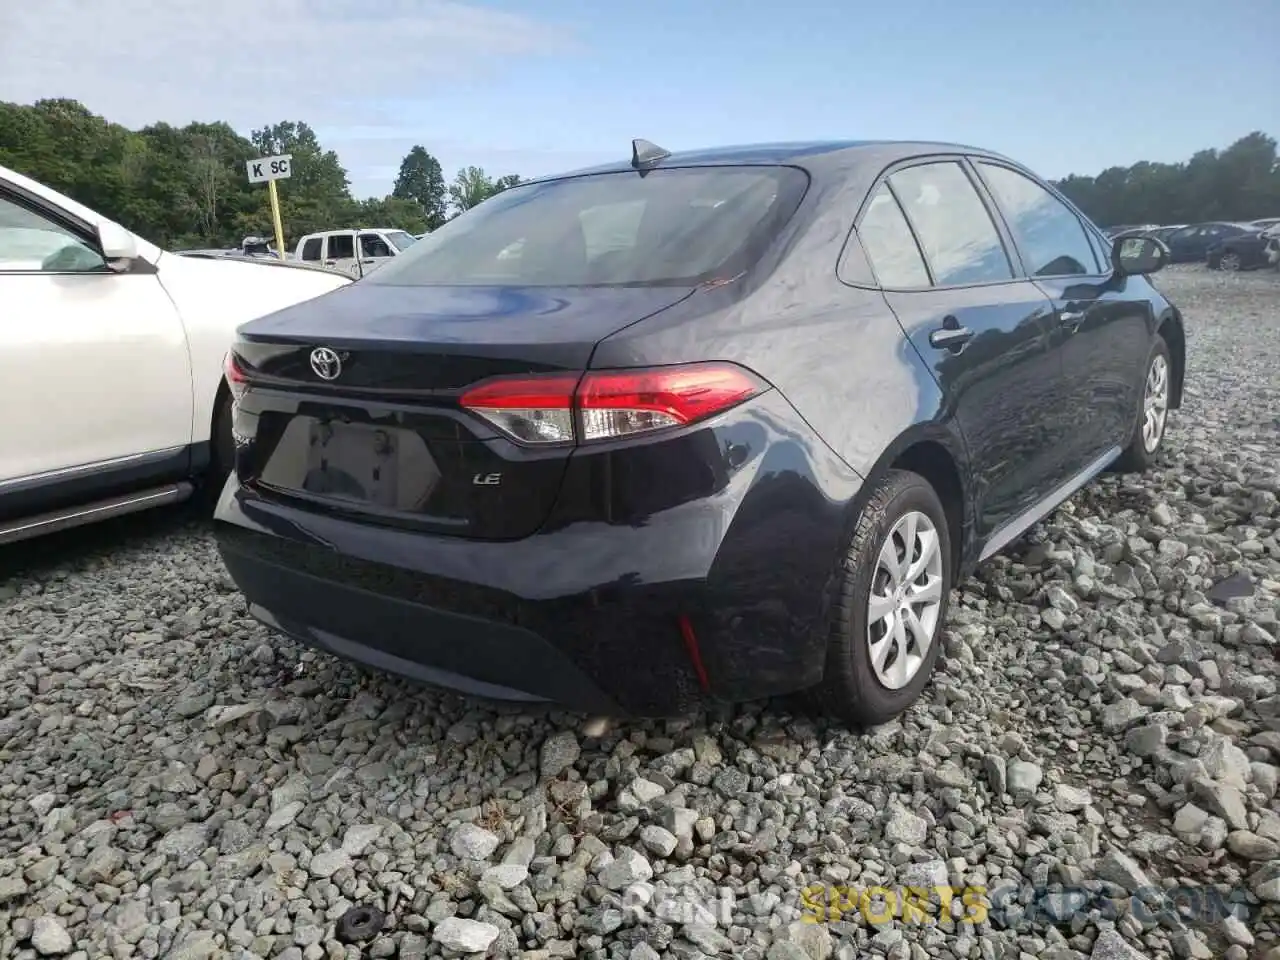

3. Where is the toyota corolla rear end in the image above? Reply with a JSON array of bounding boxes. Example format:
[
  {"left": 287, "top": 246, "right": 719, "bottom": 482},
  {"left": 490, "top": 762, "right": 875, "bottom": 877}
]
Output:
[{"left": 213, "top": 161, "right": 859, "bottom": 716}]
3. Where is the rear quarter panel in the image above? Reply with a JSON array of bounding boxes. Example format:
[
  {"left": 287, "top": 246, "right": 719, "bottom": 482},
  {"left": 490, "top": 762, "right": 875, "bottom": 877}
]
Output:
[
  {"left": 590, "top": 162, "right": 961, "bottom": 617},
  {"left": 155, "top": 253, "right": 350, "bottom": 443},
  {"left": 590, "top": 165, "right": 948, "bottom": 481}
]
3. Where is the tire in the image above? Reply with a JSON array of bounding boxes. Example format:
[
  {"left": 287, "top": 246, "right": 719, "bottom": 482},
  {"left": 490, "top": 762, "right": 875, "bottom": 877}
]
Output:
[
  {"left": 813, "top": 469, "right": 953, "bottom": 727},
  {"left": 1217, "top": 251, "right": 1241, "bottom": 272},
  {"left": 1113, "top": 336, "right": 1172, "bottom": 474}
]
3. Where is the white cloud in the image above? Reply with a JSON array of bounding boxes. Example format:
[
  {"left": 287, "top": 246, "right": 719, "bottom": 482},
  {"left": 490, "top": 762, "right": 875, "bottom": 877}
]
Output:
[{"left": 1, "top": 0, "right": 571, "bottom": 133}]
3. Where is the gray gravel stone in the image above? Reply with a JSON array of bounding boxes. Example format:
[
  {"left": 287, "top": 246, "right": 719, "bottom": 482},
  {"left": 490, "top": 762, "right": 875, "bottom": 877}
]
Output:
[
  {"left": 1, "top": 268, "right": 1277, "bottom": 960},
  {"left": 539, "top": 730, "right": 580, "bottom": 779},
  {"left": 450, "top": 822, "right": 500, "bottom": 860},
  {"left": 1008, "top": 759, "right": 1044, "bottom": 796},
  {"left": 1089, "top": 929, "right": 1149, "bottom": 959},
  {"left": 31, "top": 916, "right": 72, "bottom": 956},
  {"left": 883, "top": 804, "right": 928, "bottom": 844},
  {"left": 432, "top": 916, "right": 499, "bottom": 953}
]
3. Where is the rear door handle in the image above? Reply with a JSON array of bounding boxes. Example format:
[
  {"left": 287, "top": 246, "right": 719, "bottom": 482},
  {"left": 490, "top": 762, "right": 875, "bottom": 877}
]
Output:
[{"left": 929, "top": 323, "right": 974, "bottom": 351}]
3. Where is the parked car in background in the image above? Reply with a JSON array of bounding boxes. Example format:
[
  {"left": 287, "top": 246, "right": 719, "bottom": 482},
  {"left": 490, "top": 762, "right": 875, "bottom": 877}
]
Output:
[
  {"left": 1148, "top": 225, "right": 1185, "bottom": 245},
  {"left": 213, "top": 138, "right": 1185, "bottom": 726},
  {"left": 176, "top": 236, "right": 284, "bottom": 260},
  {"left": 1206, "top": 226, "right": 1280, "bottom": 271},
  {"left": 1163, "top": 222, "right": 1256, "bottom": 263},
  {"left": 1103, "top": 223, "right": 1157, "bottom": 238},
  {"left": 293, "top": 227, "right": 417, "bottom": 278},
  {"left": 0, "top": 163, "right": 352, "bottom": 545},
  {"left": 1250, "top": 217, "right": 1280, "bottom": 232}
]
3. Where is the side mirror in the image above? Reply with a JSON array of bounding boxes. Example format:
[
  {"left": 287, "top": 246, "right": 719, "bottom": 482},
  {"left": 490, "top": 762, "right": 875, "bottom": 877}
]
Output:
[
  {"left": 97, "top": 220, "right": 140, "bottom": 271},
  {"left": 1112, "top": 235, "right": 1168, "bottom": 277}
]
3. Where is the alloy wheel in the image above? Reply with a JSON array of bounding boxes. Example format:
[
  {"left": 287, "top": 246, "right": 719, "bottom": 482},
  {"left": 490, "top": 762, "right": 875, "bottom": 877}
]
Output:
[
  {"left": 866, "top": 510, "right": 944, "bottom": 690},
  {"left": 1219, "top": 252, "right": 1241, "bottom": 272},
  {"left": 1142, "top": 353, "right": 1169, "bottom": 453}
]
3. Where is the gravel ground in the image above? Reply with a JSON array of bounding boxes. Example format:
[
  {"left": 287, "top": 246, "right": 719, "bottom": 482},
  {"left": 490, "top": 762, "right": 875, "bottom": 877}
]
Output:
[{"left": 1, "top": 265, "right": 1277, "bottom": 960}]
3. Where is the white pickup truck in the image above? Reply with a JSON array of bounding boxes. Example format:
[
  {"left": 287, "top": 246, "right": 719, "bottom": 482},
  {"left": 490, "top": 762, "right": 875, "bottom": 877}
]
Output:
[{"left": 293, "top": 228, "right": 417, "bottom": 278}]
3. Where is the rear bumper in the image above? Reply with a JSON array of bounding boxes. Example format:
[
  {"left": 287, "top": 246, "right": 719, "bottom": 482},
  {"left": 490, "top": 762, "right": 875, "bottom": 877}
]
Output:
[
  {"left": 213, "top": 391, "right": 864, "bottom": 716},
  {"left": 217, "top": 536, "right": 627, "bottom": 713}
]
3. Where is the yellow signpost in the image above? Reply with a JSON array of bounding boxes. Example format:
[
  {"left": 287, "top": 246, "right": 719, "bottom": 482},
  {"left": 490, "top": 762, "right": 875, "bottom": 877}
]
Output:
[
  {"left": 266, "top": 180, "right": 287, "bottom": 261},
  {"left": 246, "top": 153, "right": 293, "bottom": 258}
]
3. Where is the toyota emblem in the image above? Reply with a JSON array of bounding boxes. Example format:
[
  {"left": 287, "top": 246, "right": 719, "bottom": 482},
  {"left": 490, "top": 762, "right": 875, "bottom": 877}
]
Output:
[{"left": 310, "top": 347, "right": 342, "bottom": 381}]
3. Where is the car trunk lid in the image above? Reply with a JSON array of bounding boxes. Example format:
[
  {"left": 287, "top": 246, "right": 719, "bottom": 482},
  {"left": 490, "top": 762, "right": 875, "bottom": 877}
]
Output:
[{"left": 229, "top": 283, "right": 697, "bottom": 540}]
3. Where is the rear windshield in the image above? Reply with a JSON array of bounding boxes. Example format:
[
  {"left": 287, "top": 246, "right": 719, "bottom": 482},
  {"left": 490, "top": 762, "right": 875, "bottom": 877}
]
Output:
[{"left": 365, "top": 165, "right": 809, "bottom": 287}]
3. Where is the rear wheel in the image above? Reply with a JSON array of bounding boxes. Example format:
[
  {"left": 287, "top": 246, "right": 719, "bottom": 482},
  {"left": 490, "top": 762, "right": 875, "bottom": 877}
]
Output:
[
  {"left": 1113, "top": 336, "right": 1171, "bottom": 473},
  {"left": 814, "top": 469, "right": 952, "bottom": 727}
]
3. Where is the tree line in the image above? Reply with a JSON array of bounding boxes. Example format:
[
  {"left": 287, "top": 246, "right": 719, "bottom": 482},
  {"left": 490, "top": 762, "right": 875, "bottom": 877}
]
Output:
[
  {"left": 0, "top": 99, "right": 521, "bottom": 251},
  {"left": 1053, "top": 132, "right": 1280, "bottom": 228},
  {"left": 1, "top": 99, "right": 1276, "bottom": 249}
]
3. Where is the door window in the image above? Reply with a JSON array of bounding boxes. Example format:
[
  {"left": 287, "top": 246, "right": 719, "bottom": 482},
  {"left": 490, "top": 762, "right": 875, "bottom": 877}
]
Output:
[
  {"left": 856, "top": 184, "right": 930, "bottom": 288},
  {"left": 360, "top": 234, "right": 393, "bottom": 258},
  {"left": 327, "top": 233, "right": 355, "bottom": 260},
  {"left": 1087, "top": 228, "right": 1112, "bottom": 273},
  {"left": 0, "top": 195, "right": 106, "bottom": 273},
  {"left": 888, "top": 162, "right": 1013, "bottom": 286},
  {"left": 300, "top": 237, "right": 323, "bottom": 261},
  {"left": 976, "top": 163, "right": 1099, "bottom": 276}
]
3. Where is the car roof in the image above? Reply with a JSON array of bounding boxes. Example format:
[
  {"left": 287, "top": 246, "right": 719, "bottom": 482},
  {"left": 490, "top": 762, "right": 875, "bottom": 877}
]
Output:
[
  {"left": 525, "top": 139, "right": 1019, "bottom": 185},
  {"left": 305, "top": 227, "right": 402, "bottom": 235}
]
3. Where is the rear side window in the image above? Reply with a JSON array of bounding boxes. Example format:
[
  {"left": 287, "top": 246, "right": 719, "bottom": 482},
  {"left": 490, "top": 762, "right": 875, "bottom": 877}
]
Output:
[
  {"left": 978, "top": 162, "right": 1101, "bottom": 277},
  {"left": 300, "top": 237, "right": 323, "bottom": 261},
  {"left": 364, "top": 166, "right": 809, "bottom": 287},
  {"left": 888, "top": 162, "right": 1013, "bottom": 286},
  {"left": 328, "top": 234, "right": 355, "bottom": 260},
  {"left": 857, "top": 185, "right": 930, "bottom": 288}
]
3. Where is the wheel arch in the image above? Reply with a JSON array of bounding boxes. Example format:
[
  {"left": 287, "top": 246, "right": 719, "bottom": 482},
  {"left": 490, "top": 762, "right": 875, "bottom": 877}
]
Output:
[
  {"left": 846, "top": 422, "right": 973, "bottom": 579},
  {"left": 1156, "top": 307, "right": 1186, "bottom": 409}
]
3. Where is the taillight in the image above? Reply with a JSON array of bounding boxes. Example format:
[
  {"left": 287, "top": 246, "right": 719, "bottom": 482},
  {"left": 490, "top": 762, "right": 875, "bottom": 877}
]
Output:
[
  {"left": 455, "top": 373, "right": 579, "bottom": 445},
  {"left": 458, "top": 362, "right": 768, "bottom": 445},
  {"left": 223, "top": 351, "right": 249, "bottom": 401},
  {"left": 578, "top": 364, "right": 765, "bottom": 441}
]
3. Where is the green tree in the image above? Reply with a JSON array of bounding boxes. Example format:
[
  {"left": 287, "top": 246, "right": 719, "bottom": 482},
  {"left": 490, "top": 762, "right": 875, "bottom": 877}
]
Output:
[
  {"left": 343, "top": 196, "right": 429, "bottom": 235},
  {"left": 392, "top": 145, "right": 447, "bottom": 229},
  {"left": 492, "top": 173, "right": 522, "bottom": 193},
  {"left": 447, "top": 165, "right": 496, "bottom": 215},
  {"left": 1053, "top": 132, "right": 1280, "bottom": 226}
]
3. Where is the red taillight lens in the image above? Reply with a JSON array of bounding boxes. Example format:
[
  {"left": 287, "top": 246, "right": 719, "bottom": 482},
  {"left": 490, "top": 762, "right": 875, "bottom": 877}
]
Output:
[
  {"left": 457, "top": 372, "right": 579, "bottom": 444},
  {"left": 578, "top": 364, "right": 765, "bottom": 441},
  {"left": 223, "top": 351, "right": 249, "bottom": 400},
  {"left": 458, "top": 362, "right": 767, "bottom": 445}
]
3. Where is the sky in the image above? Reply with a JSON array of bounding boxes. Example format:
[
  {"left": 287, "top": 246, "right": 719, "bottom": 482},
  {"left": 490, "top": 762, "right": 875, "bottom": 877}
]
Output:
[{"left": 3, "top": 0, "right": 1278, "bottom": 200}]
